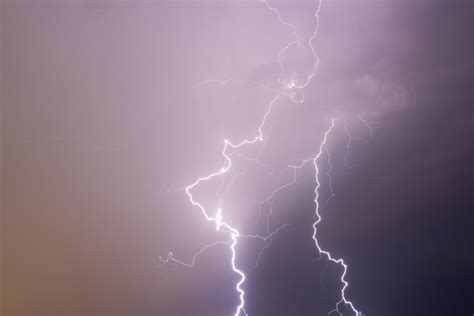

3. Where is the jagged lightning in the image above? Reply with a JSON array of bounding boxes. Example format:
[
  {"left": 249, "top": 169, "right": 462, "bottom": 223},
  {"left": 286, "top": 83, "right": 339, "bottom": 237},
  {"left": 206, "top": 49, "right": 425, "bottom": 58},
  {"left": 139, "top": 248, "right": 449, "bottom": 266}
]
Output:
[
  {"left": 313, "top": 119, "right": 361, "bottom": 316},
  {"left": 160, "top": 1, "right": 364, "bottom": 315}
]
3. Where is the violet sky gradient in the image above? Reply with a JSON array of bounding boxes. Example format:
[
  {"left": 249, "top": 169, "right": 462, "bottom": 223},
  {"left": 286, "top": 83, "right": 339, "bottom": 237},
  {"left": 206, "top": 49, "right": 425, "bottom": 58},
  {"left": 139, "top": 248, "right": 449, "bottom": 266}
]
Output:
[{"left": 1, "top": 1, "right": 472, "bottom": 316}]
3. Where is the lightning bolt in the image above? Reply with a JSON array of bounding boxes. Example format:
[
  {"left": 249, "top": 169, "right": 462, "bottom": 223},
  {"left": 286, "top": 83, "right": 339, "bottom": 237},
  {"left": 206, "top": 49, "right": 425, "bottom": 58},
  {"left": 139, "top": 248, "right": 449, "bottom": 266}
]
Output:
[
  {"left": 313, "top": 119, "right": 362, "bottom": 316},
  {"left": 161, "top": 1, "right": 364, "bottom": 315}
]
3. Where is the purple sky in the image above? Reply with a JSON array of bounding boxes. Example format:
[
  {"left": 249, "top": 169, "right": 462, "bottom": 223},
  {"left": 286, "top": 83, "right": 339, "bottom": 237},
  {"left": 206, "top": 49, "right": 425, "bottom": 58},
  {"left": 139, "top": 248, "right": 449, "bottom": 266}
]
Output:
[{"left": 2, "top": 1, "right": 472, "bottom": 315}]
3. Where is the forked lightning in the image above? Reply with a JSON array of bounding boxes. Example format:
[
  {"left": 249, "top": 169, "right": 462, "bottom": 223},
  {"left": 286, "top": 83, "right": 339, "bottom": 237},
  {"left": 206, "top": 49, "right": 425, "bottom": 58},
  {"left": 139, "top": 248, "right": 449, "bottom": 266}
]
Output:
[{"left": 160, "top": 1, "right": 363, "bottom": 315}]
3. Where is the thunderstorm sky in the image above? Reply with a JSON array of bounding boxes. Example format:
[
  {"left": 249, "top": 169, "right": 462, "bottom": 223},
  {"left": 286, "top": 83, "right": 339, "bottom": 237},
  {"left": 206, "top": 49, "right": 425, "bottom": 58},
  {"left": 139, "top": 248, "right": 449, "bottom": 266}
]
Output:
[{"left": 1, "top": 1, "right": 473, "bottom": 316}]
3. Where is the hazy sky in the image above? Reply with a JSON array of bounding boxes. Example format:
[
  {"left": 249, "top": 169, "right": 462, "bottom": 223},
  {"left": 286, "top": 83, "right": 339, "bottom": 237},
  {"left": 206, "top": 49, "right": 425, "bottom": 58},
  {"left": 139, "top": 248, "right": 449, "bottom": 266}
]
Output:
[{"left": 1, "top": 1, "right": 472, "bottom": 316}]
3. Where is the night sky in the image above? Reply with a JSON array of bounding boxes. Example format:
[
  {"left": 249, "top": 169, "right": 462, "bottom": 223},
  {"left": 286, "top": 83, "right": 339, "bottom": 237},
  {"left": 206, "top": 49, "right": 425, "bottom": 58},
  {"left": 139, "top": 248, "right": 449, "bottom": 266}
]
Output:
[{"left": 1, "top": 1, "right": 472, "bottom": 316}]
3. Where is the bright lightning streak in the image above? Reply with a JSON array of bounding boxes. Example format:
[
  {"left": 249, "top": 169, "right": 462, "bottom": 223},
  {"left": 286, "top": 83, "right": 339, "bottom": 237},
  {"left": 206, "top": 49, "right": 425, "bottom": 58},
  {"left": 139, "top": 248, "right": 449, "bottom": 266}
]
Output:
[
  {"left": 164, "top": 93, "right": 280, "bottom": 316},
  {"left": 183, "top": 142, "right": 248, "bottom": 316},
  {"left": 313, "top": 119, "right": 362, "bottom": 316},
  {"left": 161, "top": 1, "right": 364, "bottom": 315}
]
